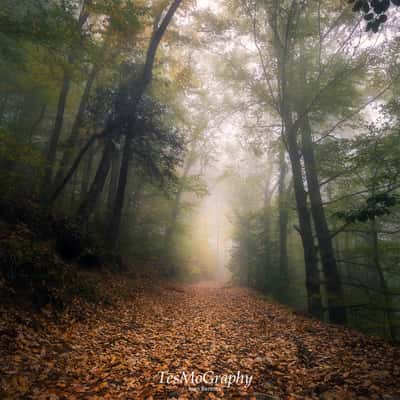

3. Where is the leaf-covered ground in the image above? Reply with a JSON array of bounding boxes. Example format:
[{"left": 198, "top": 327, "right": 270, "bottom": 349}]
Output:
[{"left": 1, "top": 281, "right": 400, "bottom": 399}]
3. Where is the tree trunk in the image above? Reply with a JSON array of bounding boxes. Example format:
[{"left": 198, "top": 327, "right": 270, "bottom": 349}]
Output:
[
  {"left": 262, "top": 161, "right": 275, "bottom": 293},
  {"left": 42, "top": 6, "right": 89, "bottom": 198},
  {"left": 278, "top": 145, "right": 289, "bottom": 300},
  {"left": 124, "top": 177, "right": 145, "bottom": 232},
  {"left": 163, "top": 188, "right": 184, "bottom": 255},
  {"left": 50, "top": 130, "right": 104, "bottom": 203},
  {"left": 162, "top": 158, "right": 194, "bottom": 272},
  {"left": 30, "top": 104, "right": 47, "bottom": 142},
  {"left": 53, "top": 66, "right": 97, "bottom": 189},
  {"left": 268, "top": 0, "right": 321, "bottom": 318},
  {"left": 106, "top": 142, "right": 122, "bottom": 218},
  {"left": 105, "top": 134, "right": 133, "bottom": 250},
  {"left": 370, "top": 220, "right": 396, "bottom": 340},
  {"left": 69, "top": 166, "right": 79, "bottom": 213},
  {"left": 285, "top": 119, "right": 322, "bottom": 318},
  {"left": 78, "top": 137, "right": 114, "bottom": 222},
  {"left": 300, "top": 115, "right": 347, "bottom": 324},
  {"left": 80, "top": 139, "right": 96, "bottom": 201},
  {"left": 103, "top": 0, "right": 184, "bottom": 251},
  {"left": 42, "top": 71, "right": 71, "bottom": 194}
]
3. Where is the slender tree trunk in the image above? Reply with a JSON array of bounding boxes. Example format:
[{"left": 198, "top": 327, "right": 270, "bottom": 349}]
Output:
[
  {"left": 370, "top": 220, "right": 396, "bottom": 340},
  {"left": 268, "top": 0, "right": 321, "bottom": 317},
  {"left": 42, "top": 6, "right": 89, "bottom": 198},
  {"left": 78, "top": 137, "right": 114, "bottom": 222},
  {"left": 278, "top": 145, "right": 289, "bottom": 300},
  {"left": 163, "top": 159, "right": 194, "bottom": 268},
  {"left": 30, "top": 104, "right": 47, "bottom": 141},
  {"left": 246, "top": 219, "right": 251, "bottom": 287},
  {"left": 13, "top": 95, "right": 27, "bottom": 129},
  {"left": 80, "top": 139, "right": 96, "bottom": 201},
  {"left": 103, "top": 0, "right": 184, "bottom": 251},
  {"left": 78, "top": 77, "right": 134, "bottom": 238},
  {"left": 50, "top": 130, "right": 104, "bottom": 203},
  {"left": 163, "top": 188, "right": 184, "bottom": 257},
  {"left": 106, "top": 142, "right": 122, "bottom": 218},
  {"left": 300, "top": 116, "right": 347, "bottom": 324},
  {"left": 262, "top": 161, "right": 275, "bottom": 293},
  {"left": 53, "top": 66, "right": 97, "bottom": 189},
  {"left": 285, "top": 119, "right": 322, "bottom": 318},
  {"left": 105, "top": 134, "right": 133, "bottom": 250},
  {"left": 69, "top": 167, "right": 79, "bottom": 213},
  {"left": 124, "top": 178, "right": 145, "bottom": 232},
  {"left": 49, "top": 72, "right": 128, "bottom": 204},
  {"left": 42, "top": 72, "right": 71, "bottom": 194}
]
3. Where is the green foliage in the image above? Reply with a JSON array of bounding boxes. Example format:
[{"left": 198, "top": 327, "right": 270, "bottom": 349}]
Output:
[
  {"left": 228, "top": 209, "right": 267, "bottom": 288},
  {"left": 330, "top": 126, "right": 400, "bottom": 224},
  {"left": 180, "top": 175, "right": 209, "bottom": 198},
  {"left": 0, "top": 1, "right": 85, "bottom": 57},
  {"left": 335, "top": 193, "right": 397, "bottom": 223},
  {"left": 88, "top": 0, "right": 147, "bottom": 46}
]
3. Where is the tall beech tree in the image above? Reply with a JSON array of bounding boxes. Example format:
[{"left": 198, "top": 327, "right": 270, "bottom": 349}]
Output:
[
  {"left": 52, "top": 1, "right": 145, "bottom": 193},
  {"left": 42, "top": 1, "right": 90, "bottom": 195},
  {"left": 51, "top": 0, "right": 184, "bottom": 220},
  {"left": 205, "top": 0, "right": 397, "bottom": 325},
  {"left": 104, "top": 0, "right": 184, "bottom": 250}
]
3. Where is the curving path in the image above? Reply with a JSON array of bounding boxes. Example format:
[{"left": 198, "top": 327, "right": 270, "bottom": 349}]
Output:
[{"left": 1, "top": 281, "right": 400, "bottom": 399}]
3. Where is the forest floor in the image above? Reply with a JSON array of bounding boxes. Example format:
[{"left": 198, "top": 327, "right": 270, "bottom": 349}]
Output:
[{"left": 1, "top": 280, "right": 400, "bottom": 400}]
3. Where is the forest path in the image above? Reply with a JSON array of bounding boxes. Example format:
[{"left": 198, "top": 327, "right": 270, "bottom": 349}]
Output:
[{"left": 1, "top": 281, "right": 400, "bottom": 399}]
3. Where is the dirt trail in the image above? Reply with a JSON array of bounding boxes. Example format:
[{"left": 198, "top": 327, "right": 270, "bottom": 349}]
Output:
[{"left": 1, "top": 282, "right": 400, "bottom": 399}]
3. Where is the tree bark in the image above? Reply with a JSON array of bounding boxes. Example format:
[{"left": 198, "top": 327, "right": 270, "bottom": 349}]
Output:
[
  {"left": 41, "top": 6, "right": 89, "bottom": 198},
  {"left": 162, "top": 156, "right": 194, "bottom": 271},
  {"left": 77, "top": 137, "right": 114, "bottom": 222},
  {"left": 300, "top": 115, "right": 347, "bottom": 324},
  {"left": 80, "top": 138, "right": 96, "bottom": 201},
  {"left": 124, "top": 177, "right": 145, "bottom": 233},
  {"left": 278, "top": 145, "right": 289, "bottom": 300},
  {"left": 53, "top": 66, "right": 97, "bottom": 189},
  {"left": 104, "top": 0, "right": 183, "bottom": 251},
  {"left": 105, "top": 134, "right": 133, "bottom": 250},
  {"left": 370, "top": 220, "right": 396, "bottom": 340},
  {"left": 69, "top": 166, "right": 79, "bottom": 213},
  {"left": 30, "top": 104, "right": 47, "bottom": 142},
  {"left": 285, "top": 121, "right": 322, "bottom": 318},
  {"left": 106, "top": 142, "right": 122, "bottom": 218},
  {"left": 268, "top": 0, "right": 322, "bottom": 318},
  {"left": 262, "top": 160, "right": 275, "bottom": 292},
  {"left": 42, "top": 72, "right": 71, "bottom": 193},
  {"left": 49, "top": 130, "right": 104, "bottom": 203}
]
